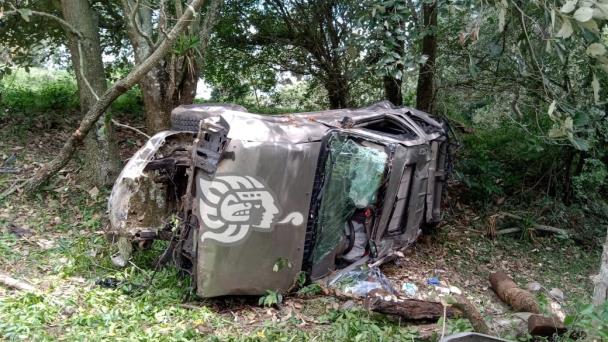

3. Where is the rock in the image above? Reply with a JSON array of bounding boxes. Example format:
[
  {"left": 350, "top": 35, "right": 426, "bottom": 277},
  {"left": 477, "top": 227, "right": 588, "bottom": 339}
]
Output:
[
  {"left": 549, "top": 288, "right": 564, "bottom": 301},
  {"left": 111, "top": 254, "right": 128, "bottom": 267},
  {"left": 527, "top": 281, "right": 542, "bottom": 293}
]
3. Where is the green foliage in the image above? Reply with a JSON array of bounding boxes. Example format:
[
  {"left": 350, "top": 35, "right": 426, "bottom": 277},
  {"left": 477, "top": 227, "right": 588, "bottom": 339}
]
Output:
[
  {"left": 573, "top": 158, "right": 608, "bottom": 202},
  {"left": 296, "top": 283, "right": 323, "bottom": 297},
  {"left": 318, "top": 310, "right": 418, "bottom": 341},
  {"left": 0, "top": 69, "right": 79, "bottom": 115},
  {"left": 436, "top": 317, "right": 474, "bottom": 336},
  {"left": 258, "top": 290, "right": 283, "bottom": 307},
  {"left": 564, "top": 302, "right": 608, "bottom": 340},
  {"left": 272, "top": 257, "right": 292, "bottom": 272}
]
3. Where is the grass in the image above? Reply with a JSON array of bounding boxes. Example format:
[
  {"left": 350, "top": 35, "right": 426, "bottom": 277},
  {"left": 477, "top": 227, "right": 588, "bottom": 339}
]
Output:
[
  {"left": 0, "top": 71, "right": 606, "bottom": 340},
  {"left": 0, "top": 186, "right": 602, "bottom": 340},
  {"left": 0, "top": 188, "right": 425, "bottom": 341}
]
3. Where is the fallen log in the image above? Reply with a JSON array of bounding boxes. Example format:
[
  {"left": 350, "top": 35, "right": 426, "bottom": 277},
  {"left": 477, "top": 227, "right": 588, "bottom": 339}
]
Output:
[
  {"left": 450, "top": 295, "right": 490, "bottom": 334},
  {"left": 367, "top": 297, "right": 459, "bottom": 321},
  {"left": 0, "top": 273, "right": 39, "bottom": 293},
  {"left": 528, "top": 314, "right": 567, "bottom": 337},
  {"left": 489, "top": 272, "right": 540, "bottom": 314},
  {"left": 496, "top": 213, "right": 569, "bottom": 237}
]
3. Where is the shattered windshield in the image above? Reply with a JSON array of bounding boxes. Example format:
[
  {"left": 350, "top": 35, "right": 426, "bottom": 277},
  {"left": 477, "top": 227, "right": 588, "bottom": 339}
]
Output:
[{"left": 312, "top": 135, "right": 388, "bottom": 264}]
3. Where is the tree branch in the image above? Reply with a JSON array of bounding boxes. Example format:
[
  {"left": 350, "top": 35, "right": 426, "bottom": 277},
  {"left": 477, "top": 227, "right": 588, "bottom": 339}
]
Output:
[
  {"left": 3, "top": 8, "right": 82, "bottom": 38},
  {"left": 23, "top": 0, "right": 208, "bottom": 192}
]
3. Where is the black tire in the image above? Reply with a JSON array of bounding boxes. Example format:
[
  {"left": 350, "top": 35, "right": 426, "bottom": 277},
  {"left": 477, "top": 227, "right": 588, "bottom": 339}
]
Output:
[
  {"left": 171, "top": 112, "right": 206, "bottom": 132},
  {"left": 170, "top": 103, "right": 247, "bottom": 132}
]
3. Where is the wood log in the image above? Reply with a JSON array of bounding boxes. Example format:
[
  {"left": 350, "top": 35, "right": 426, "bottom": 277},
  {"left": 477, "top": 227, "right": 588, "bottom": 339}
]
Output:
[
  {"left": 528, "top": 314, "right": 567, "bottom": 336},
  {"left": 489, "top": 272, "right": 540, "bottom": 314},
  {"left": 367, "top": 298, "right": 460, "bottom": 321},
  {"left": 0, "top": 273, "right": 39, "bottom": 293},
  {"left": 451, "top": 295, "right": 490, "bottom": 334}
]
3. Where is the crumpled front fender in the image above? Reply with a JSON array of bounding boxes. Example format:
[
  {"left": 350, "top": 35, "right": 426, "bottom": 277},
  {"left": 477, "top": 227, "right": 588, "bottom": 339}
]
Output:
[{"left": 107, "top": 130, "right": 193, "bottom": 241}]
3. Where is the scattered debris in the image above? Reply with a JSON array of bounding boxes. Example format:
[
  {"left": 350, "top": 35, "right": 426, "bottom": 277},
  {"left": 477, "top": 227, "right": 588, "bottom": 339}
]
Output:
[
  {"left": 328, "top": 265, "right": 397, "bottom": 298},
  {"left": 449, "top": 286, "right": 462, "bottom": 295},
  {"left": 8, "top": 223, "right": 34, "bottom": 238},
  {"left": 427, "top": 277, "right": 440, "bottom": 286},
  {"left": 402, "top": 282, "right": 418, "bottom": 296},
  {"left": 95, "top": 277, "right": 121, "bottom": 289}
]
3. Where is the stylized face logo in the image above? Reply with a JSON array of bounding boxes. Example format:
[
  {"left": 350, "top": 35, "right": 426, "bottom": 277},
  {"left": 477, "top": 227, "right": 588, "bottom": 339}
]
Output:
[{"left": 199, "top": 175, "right": 302, "bottom": 245}]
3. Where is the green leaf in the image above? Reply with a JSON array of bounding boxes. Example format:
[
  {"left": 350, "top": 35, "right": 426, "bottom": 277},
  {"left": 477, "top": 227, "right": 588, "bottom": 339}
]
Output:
[
  {"left": 17, "top": 8, "right": 32, "bottom": 22},
  {"left": 569, "top": 136, "right": 590, "bottom": 151},
  {"left": 560, "top": 0, "right": 577, "bottom": 14},
  {"left": 592, "top": 73, "right": 601, "bottom": 104},
  {"left": 556, "top": 17, "right": 574, "bottom": 38},
  {"left": 573, "top": 7, "right": 594, "bottom": 22},
  {"left": 587, "top": 43, "right": 607, "bottom": 57}
]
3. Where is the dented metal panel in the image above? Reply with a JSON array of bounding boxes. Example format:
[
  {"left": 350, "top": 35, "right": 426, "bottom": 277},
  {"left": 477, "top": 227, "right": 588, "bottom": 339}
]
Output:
[{"left": 194, "top": 139, "right": 321, "bottom": 297}]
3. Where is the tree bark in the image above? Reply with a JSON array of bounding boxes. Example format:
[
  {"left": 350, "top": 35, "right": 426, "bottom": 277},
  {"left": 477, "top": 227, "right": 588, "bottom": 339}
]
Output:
[
  {"left": 123, "top": 0, "right": 222, "bottom": 133},
  {"left": 325, "top": 74, "right": 350, "bottom": 109},
  {"left": 415, "top": 0, "right": 437, "bottom": 114},
  {"left": 384, "top": 76, "right": 403, "bottom": 106},
  {"left": 61, "top": 0, "right": 121, "bottom": 186},
  {"left": 593, "top": 226, "right": 608, "bottom": 306},
  {"left": 489, "top": 271, "right": 541, "bottom": 313},
  {"left": 367, "top": 298, "right": 459, "bottom": 321},
  {"left": 383, "top": 3, "right": 404, "bottom": 107},
  {"left": 24, "top": 0, "right": 209, "bottom": 192}
]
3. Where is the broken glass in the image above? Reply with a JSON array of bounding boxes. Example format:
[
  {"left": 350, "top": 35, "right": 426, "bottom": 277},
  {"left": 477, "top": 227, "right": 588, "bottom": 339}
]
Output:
[{"left": 312, "top": 136, "right": 387, "bottom": 264}]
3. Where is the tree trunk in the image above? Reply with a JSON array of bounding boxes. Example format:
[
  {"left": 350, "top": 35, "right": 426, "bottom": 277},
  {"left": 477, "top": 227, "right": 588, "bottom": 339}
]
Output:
[
  {"left": 384, "top": 76, "right": 403, "bottom": 106},
  {"left": 383, "top": 3, "right": 404, "bottom": 107},
  {"left": 593, "top": 226, "right": 608, "bottom": 306},
  {"left": 325, "top": 74, "right": 349, "bottom": 109},
  {"left": 24, "top": 0, "right": 209, "bottom": 192},
  {"left": 415, "top": 0, "right": 437, "bottom": 114},
  {"left": 122, "top": 0, "right": 221, "bottom": 133},
  {"left": 61, "top": 0, "right": 121, "bottom": 186}
]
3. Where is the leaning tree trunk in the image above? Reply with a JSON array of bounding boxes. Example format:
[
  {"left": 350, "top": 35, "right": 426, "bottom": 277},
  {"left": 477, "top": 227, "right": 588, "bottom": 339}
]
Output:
[
  {"left": 415, "top": 0, "right": 437, "bottom": 114},
  {"left": 61, "top": 0, "right": 121, "bottom": 186},
  {"left": 24, "top": 0, "right": 209, "bottom": 192},
  {"left": 593, "top": 226, "right": 608, "bottom": 306}
]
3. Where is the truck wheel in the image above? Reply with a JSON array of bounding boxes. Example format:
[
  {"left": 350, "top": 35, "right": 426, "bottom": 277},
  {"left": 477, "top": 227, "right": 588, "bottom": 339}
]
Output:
[{"left": 170, "top": 103, "right": 247, "bottom": 132}]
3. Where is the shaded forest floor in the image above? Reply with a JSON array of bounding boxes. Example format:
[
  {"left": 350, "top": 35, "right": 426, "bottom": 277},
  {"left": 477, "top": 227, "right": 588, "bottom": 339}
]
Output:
[{"left": 0, "top": 115, "right": 602, "bottom": 341}]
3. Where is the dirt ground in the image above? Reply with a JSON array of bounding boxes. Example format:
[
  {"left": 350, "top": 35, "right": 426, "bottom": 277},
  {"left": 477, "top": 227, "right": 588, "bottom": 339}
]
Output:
[{"left": 0, "top": 120, "right": 602, "bottom": 341}]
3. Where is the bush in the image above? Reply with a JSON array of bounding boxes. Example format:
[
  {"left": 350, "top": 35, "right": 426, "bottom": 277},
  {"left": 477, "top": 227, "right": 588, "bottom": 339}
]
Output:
[{"left": 0, "top": 76, "right": 79, "bottom": 116}]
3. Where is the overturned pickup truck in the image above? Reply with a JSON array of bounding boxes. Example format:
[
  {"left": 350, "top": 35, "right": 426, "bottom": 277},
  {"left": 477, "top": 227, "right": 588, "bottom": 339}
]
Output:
[{"left": 107, "top": 101, "right": 450, "bottom": 298}]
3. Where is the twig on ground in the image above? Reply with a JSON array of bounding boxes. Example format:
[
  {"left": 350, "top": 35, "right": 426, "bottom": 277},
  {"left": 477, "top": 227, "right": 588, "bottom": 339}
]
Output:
[{"left": 111, "top": 119, "right": 150, "bottom": 139}]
